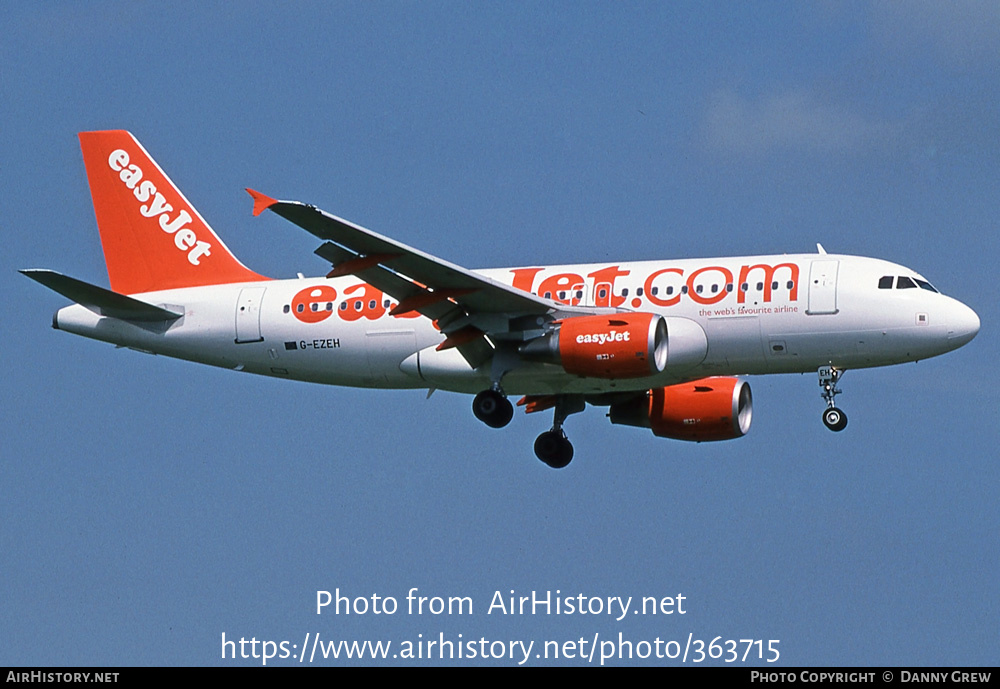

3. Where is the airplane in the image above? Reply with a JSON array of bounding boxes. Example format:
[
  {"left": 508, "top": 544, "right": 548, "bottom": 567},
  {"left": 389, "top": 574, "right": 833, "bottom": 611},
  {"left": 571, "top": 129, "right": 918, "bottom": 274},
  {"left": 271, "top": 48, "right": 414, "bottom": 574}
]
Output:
[{"left": 22, "top": 130, "right": 980, "bottom": 468}]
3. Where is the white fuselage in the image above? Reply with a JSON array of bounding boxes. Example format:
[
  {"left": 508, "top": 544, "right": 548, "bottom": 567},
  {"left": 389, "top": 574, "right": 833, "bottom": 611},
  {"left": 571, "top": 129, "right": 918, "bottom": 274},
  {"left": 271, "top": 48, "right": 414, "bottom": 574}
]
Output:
[{"left": 53, "top": 253, "right": 980, "bottom": 395}]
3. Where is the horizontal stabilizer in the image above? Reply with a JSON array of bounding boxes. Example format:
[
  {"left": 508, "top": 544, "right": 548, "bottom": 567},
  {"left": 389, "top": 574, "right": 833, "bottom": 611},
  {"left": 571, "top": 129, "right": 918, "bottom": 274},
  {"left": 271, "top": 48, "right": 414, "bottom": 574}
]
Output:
[{"left": 20, "top": 269, "right": 182, "bottom": 322}]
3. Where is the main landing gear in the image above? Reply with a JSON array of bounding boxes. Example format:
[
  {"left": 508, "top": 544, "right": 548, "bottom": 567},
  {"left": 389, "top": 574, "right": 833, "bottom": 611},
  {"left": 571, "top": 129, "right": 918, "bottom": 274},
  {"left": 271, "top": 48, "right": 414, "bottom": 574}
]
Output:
[
  {"left": 818, "top": 365, "right": 848, "bottom": 432},
  {"left": 473, "top": 347, "right": 517, "bottom": 429},
  {"left": 472, "top": 382, "right": 584, "bottom": 469},
  {"left": 534, "top": 430, "right": 573, "bottom": 469},
  {"left": 533, "top": 396, "right": 585, "bottom": 469},
  {"left": 472, "top": 387, "right": 513, "bottom": 428}
]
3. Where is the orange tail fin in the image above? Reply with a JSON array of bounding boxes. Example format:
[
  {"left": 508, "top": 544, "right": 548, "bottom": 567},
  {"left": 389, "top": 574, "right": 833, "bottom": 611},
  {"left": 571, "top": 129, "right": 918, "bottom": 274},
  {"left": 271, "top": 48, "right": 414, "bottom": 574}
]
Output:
[{"left": 78, "top": 130, "right": 267, "bottom": 294}]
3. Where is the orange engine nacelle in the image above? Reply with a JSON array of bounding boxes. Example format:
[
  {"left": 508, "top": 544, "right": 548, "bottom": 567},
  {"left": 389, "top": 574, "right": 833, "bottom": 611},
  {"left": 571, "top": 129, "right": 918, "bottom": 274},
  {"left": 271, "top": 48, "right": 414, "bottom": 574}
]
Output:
[
  {"left": 519, "top": 313, "right": 668, "bottom": 379},
  {"left": 609, "top": 377, "right": 752, "bottom": 441}
]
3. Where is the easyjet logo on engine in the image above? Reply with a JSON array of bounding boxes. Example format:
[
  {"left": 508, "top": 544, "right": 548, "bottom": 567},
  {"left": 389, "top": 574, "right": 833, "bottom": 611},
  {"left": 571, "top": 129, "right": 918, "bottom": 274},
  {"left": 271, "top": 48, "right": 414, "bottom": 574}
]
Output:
[
  {"left": 576, "top": 330, "right": 631, "bottom": 345},
  {"left": 108, "top": 149, "right": 213, "bottom": 265}
]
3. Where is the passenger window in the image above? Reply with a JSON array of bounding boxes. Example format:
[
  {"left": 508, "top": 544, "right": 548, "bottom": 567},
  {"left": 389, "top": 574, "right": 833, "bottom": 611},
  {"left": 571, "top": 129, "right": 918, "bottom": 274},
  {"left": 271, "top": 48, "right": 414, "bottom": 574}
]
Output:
[
  {"left": 283, "top": 305, "right": 290, "bottom": 314},
  {"left": 651, "top": 286, "right": 659, "bottom": 296},
  {"left": 666, "top": 286, "right": 674, "bottom": 295},
  {"left": 878, "top": 276, "right": 893, "bottom": 289},
  {"left": 621, "top": 288, "right": 629, "bottom": 297}
]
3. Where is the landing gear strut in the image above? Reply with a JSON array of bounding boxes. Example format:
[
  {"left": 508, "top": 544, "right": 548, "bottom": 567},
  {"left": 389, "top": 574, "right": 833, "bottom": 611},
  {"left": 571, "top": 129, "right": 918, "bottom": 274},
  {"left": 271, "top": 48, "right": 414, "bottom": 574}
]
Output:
[
  {"left": 534, "top": 396, "right": 584, "bottom": 469},
  {"left": 472, "top": 387, "right": 513, "bottom": 428},
  {"left": 818, "top": 366, "right": 848, "bottom": 432}
]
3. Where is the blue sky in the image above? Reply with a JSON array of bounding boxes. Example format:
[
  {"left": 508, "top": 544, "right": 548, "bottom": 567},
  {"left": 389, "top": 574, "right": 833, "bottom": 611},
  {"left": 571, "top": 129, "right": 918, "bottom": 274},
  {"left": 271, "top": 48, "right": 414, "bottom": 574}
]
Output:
[{"left": 2, "top": 2, "right": 997, "bottom": 666}]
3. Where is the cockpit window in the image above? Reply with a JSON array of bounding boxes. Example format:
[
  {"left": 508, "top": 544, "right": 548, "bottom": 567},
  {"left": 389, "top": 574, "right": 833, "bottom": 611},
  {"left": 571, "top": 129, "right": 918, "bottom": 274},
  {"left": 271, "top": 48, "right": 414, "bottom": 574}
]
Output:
[{"left": 880, "top": 275, "right": 941, "bottom": 292}]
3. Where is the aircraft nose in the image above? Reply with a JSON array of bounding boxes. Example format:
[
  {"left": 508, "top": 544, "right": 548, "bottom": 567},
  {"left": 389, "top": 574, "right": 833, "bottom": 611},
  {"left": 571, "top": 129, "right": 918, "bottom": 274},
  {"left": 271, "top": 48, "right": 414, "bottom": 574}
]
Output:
[{"left": 947, "top": 300, "right": 980, "bottom": 348}]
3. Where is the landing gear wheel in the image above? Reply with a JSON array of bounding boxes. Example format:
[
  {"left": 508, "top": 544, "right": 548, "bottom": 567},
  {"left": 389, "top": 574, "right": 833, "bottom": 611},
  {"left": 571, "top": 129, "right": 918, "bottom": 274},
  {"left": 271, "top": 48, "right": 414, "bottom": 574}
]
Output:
[
  {"left": 822, "top": 407, "right": 848, "bottom": 432},
  {"left": 473, "top": 389, "right": 513, "bottom": 429},
  {"left": 534, "top": 430, "right": 574, "bottom": 468}
]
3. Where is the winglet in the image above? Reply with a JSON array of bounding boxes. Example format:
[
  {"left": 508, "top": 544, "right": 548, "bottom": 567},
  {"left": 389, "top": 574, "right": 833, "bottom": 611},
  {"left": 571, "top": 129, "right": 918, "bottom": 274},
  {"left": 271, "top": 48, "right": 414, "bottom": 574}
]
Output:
[{"left": 246, "top": 188, "right": 278, "bottom": 217}]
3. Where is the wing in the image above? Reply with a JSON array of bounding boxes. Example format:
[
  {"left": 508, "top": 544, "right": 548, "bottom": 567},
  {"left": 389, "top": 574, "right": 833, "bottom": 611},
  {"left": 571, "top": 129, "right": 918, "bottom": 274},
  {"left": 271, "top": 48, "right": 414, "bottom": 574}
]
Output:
[{"left": 247, "top": 189, "right": 611, "bottom": 367}]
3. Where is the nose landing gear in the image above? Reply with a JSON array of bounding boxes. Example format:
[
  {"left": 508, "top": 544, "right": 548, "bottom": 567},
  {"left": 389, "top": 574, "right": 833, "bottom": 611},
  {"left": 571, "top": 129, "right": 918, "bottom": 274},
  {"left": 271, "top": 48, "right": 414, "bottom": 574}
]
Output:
[{"left": 818, "top": 366, "right": 848, "bottom": 431}]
